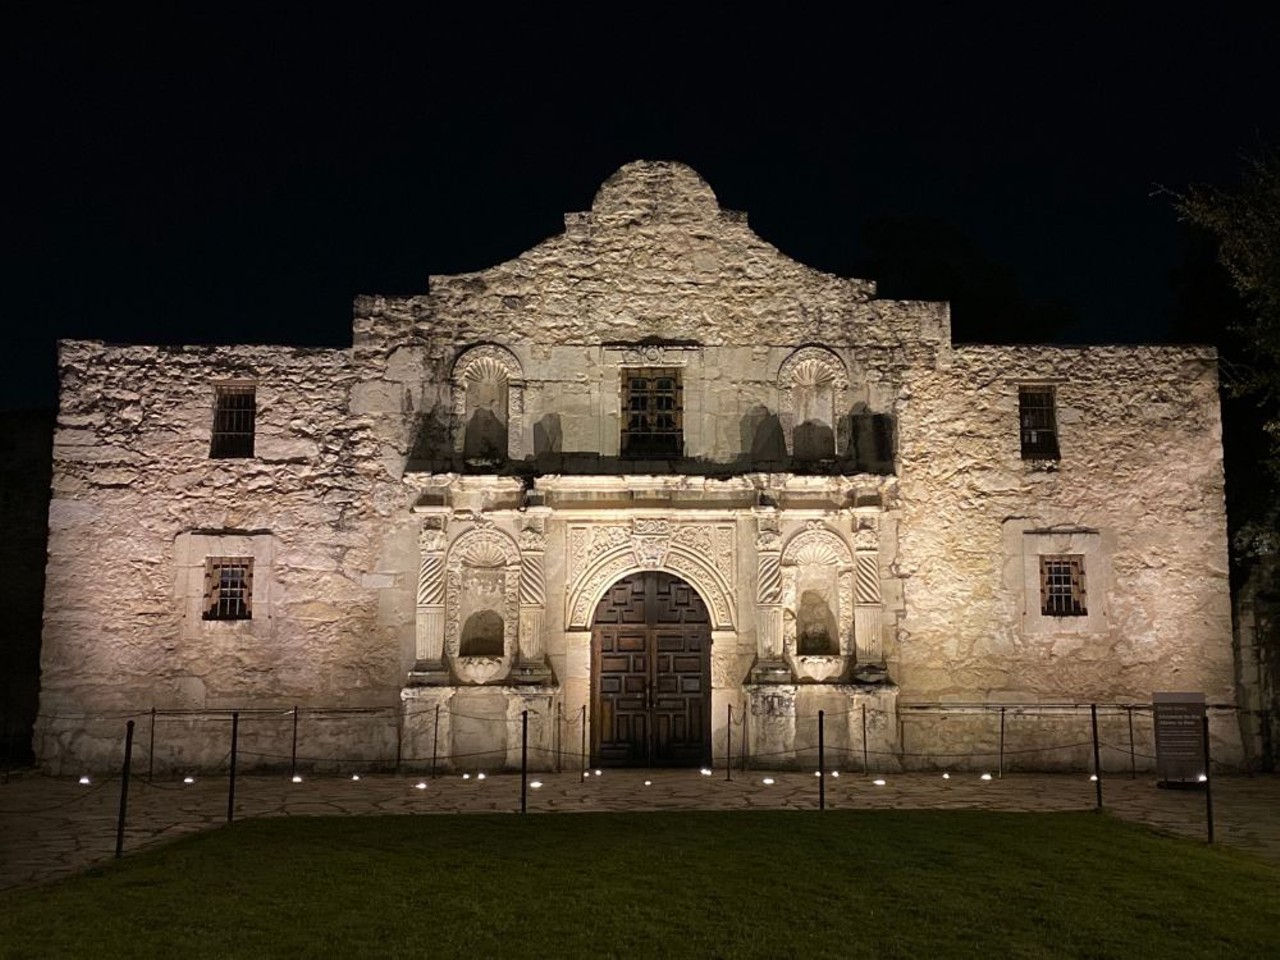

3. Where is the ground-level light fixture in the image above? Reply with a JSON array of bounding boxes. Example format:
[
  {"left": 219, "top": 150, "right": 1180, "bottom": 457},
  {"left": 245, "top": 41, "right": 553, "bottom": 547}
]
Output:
[
  {"left": 942, "top": 773, "right": 951, "bottom": 780},
  {"left": 291, "top": 775, "right": 303, "bottom": 784},
  {"left": 78, "top": 775, "right": 90, "bottom": 785},
  {"left": 762, "top": 777, "right": 775, "bottom": 785},
  {"left": 700, "top": 768, "right": 712, "bottom": 776},
  {"left": 476, "top": 772, "right": 486, "bottom": 781},
  {"left": 873, "top": 779, "right": 886, "bottom": 786},
  {"left": 531, "top": 780, "right": 543, "bottom": 789},
  {"left": 414, "top": 781, "right": 427, "bottom": 790},
  {"left": 351, "top": 774, "right": 361, "bottom": 781},
  {"left": 183, "top": 776, "right": 195, "bottom": 784}
]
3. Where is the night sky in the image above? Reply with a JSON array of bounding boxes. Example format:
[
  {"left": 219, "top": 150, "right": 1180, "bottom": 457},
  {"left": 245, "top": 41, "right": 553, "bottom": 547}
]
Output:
[{"left": 4, "top": 7, "right": 1278, "bottom": 410}]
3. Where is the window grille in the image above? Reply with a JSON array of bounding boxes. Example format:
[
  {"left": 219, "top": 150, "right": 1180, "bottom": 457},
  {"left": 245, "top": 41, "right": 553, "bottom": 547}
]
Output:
[
  {"left": 1040, "top": 555, "right": 1086, "bottom": 616},
  {"left": 1019, "top": 385, "right": 1060, "bottom": 460},
  {"left": 203, "top": 557, "right": 253, "bottom": 620},
  {"left": 622, "top": 368, "right": 683, "bottom": 458},
  {"left": 211, "top": 385, "right": 256, "bottom": 458}
]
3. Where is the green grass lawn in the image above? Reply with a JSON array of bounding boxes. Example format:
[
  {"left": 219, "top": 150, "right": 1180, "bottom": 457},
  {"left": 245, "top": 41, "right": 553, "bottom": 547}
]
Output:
[{"left": 2, "top": 810, "right": 1277, "bottom": 959}]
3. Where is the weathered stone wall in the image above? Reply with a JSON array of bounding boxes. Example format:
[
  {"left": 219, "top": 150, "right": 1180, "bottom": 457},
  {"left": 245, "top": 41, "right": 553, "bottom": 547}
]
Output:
[
  {"left": 894, "top": 345, "right": 1241, "bottom": 762},
  {"left": 36, "top": 341, "right": 418, "bottom": 770},
  {"left": 349, "top": 161, "right": 946, "bottom": 475}
]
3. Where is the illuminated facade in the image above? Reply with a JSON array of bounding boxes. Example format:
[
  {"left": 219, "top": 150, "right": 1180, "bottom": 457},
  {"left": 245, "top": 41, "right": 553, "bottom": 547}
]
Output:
[{"left": 36, "top": 162, "right": 1245, "bottom": 772}]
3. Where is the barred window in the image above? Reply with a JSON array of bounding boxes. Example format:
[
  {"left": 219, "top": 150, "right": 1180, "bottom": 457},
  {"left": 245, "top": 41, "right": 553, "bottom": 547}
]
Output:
[
  {"left": 1019, "top": 385, "right": 1060, "bottom": 460},
  {"left": 1040, "top": 555, "right": 1086, "bottom": 616},
  {"left": 210, "top": 385, "right": 256, "bottom": 458},
  {"left": 203, "top": 557, "right": 253, "bottom": 620},
  {"left": 622, "top": 368, "right": 682, "bottom": 458}
]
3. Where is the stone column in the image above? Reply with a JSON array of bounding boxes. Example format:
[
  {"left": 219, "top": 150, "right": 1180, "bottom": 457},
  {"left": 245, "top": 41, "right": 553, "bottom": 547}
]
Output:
[
  {"left": 852, "top": 524, "right": 886, "bottom": 682},
  {"left": 513, "top": 508, "right": 553, "bottom": 684},
  {"left": 750, "top": 506, "right": 792, "bottom": 683},
  {"left": 409, "top": 512, "right": 450, "bottom": 685}
]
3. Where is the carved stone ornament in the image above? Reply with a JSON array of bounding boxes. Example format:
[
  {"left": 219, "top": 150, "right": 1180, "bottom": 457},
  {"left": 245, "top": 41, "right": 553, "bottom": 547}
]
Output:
[
  {"left": 419, "top": 518, "right": 449, "bottom": 555},
  {"left": 853, "top": 522, "right": 878, "bottom": 552},
  {"left": 608, "top": 343, "right": 701, "bottom": 366},
  {"left": 565, "top": 520, "right": 737, "bottom": 630},
  {"left": 518, "top": 522, "right": 547, "bottom": 552}
]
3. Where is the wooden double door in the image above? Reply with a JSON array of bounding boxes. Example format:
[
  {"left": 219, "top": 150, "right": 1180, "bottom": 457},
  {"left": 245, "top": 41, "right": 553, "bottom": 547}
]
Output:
[{"left": 591, "top": 572, "right": 711, "bottom": 767}]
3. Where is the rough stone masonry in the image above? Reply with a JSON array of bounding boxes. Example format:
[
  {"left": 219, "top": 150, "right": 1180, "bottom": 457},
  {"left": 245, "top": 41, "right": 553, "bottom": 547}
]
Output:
[{"left": 35, "top": 161, "right": 1250, "bottom": 774}]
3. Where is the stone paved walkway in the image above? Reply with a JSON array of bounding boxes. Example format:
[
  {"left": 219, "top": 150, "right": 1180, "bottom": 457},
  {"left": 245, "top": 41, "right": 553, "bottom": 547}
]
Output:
[{"left": 2, "top": 768, "right": 1277, "bottom": 891}]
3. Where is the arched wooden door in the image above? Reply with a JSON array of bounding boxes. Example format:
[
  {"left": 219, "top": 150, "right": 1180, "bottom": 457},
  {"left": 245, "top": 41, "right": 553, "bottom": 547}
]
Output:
[{"left": 591, "top": 572, "right": 711, "bottom": 767}]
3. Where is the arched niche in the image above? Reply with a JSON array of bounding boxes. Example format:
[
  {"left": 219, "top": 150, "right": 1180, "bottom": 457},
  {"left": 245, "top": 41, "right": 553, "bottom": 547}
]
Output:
[
  {"left": 780, "top": 524, "right": 855, "bottom": 680},
  {"left": 452, "top": 344, "right": 524, "bottom": 463},
  {"left": 777, "top": 346, "right": 849, "bottom": 462},
  {"left": 445, "top": 528, "right": 521, "bottom": 684}
]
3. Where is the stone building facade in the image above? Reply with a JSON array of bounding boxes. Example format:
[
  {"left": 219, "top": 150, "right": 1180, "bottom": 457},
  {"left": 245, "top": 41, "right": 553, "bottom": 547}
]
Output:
[{"left": 36, "top": 162, "right": 1245, "bottom": 773}]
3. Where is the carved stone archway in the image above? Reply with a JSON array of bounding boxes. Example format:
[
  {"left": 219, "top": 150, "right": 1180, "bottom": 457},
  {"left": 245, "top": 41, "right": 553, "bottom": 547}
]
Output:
[{"left": 565, "top": 520, "right": 736, "bottom": 631}]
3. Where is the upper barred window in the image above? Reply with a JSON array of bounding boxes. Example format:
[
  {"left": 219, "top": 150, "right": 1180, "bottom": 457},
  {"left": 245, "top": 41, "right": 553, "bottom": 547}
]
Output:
[
  {"left": 622, "top": 368, "right": 683, "bottom": 458},
  {"left": 1040, "top": 555, "right": 1086, "bottom": 617},
  {"left": 1019, "top": 385, "right": 1060, "bottom": 460},
  {"left": 203, "top": 557, "right": 253, "bottom": 621},
  {"left": 210, "top": 385, "right": 256, "bottom": 459}
]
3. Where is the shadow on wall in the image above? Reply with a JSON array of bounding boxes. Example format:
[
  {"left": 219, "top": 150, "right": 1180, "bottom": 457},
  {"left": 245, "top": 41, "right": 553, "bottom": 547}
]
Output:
[{"left": 407, "top": 405, "right": 896, "bottom": 477}]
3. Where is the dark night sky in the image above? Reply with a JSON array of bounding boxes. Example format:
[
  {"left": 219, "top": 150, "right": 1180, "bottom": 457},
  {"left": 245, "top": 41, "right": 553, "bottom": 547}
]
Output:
[{"left": 4, "top": 6, "right": 1278, "bottom": 410}]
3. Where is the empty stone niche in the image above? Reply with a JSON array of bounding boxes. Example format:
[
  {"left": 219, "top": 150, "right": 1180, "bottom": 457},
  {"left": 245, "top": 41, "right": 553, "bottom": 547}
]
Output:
[
  {"left": 454, "top": 565, "right": 509, "bottom": 684},
  {"left": 781, "top": 525, "right": 853, "bottom": 682},
  {"left": 452, "top": 344, "right": 523, "bottom": 465}
]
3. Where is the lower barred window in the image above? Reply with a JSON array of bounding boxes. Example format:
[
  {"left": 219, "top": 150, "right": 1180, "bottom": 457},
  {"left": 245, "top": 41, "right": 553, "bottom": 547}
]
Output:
[
  {"left": 1040, "top": 555, "right": 1086, "bottom": 616},
  {"left": 203, "top": 557, "right": 254, "bottom": 620}
]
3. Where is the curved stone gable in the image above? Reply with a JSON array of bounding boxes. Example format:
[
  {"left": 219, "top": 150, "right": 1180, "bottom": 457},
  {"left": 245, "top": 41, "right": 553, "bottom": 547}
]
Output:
[{"left": 362, "top": 161, "right": 951, "bottom": 350}]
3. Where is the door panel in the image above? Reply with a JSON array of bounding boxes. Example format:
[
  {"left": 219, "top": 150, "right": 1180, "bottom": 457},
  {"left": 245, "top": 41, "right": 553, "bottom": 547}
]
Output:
[{"left": 591, "top": 572, "right": 711, "bottom": 767}]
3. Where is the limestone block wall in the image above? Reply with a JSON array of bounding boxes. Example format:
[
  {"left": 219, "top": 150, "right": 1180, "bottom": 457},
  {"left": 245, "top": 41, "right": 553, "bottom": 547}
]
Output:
[
  {"left": 893, "top": 345, "right": 1240, "bottom": 761},
  {"left": 349, "top": 161, "right": 949, "bottom": 472},
  {"left": 37, "top": 341, "right": 418, "bottom": 771}
]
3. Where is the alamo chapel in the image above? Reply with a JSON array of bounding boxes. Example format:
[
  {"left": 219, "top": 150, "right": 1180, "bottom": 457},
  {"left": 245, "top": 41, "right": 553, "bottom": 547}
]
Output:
[{"left": 36, "top": 161, "right": 1245, "bottom": 773}]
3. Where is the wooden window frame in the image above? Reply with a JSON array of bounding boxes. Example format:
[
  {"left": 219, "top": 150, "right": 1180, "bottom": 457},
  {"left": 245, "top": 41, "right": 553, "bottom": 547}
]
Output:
[
  {"left": 621, "top": 367, "right": 683, "bottom": 458},
  {"left": 203, "top": 557, "right": 254, "bottom": 621}
]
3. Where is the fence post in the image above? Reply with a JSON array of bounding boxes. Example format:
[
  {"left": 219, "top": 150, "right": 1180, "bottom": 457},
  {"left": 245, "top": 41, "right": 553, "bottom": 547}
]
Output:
[
  {"left": 1090, "top": 704, "right": 1103, "bottom": 812},
  {"left": 740, "top": 701, "right": 748, "bottom": 772},
  {"left": 998, "top": 706, "right": 1006, "bottom": 779},
  {"left": 394, "top": 705, "right": 403, "bottom": 776},
  {"left": 1127, "top": 705, "right": 1137, "bottom": 780},
  {"left": 725, "top": 704, "right": 733, "bottom": 782},
  {"left": 289, "top": 705, "right": 299, "bottom": 781},
  {"left": 227, "top": 711, "right": 239, "bottom": 824},
  {"left": 580, "top": 704, "right": 587, "bottom": 783},
  {"left": 520, "top": 709, "right": 529, "bottom": 815},
  {"left": 1, "top": 695, "right": 10, "bottom": 785},
  {"left": 1202, "top": 713, "right": 1214, "bottom": 844},
  {"left": 861, "top": 703, "right": 869, "bottom": 775},
  {"left": 115, "top": 719, "right": 135, "bottom": 858},
  {"left": 818, "top": 710, "right": 826, "bottom": 811},
  {"left": 555, "top": 700, "right": 563, "bottom": 774},
  {"left": 431, "top": 704, "right": 440, "bottom": 779},
  {"left": 147, "top": 707, "right": 156, "bottom": 782}
]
